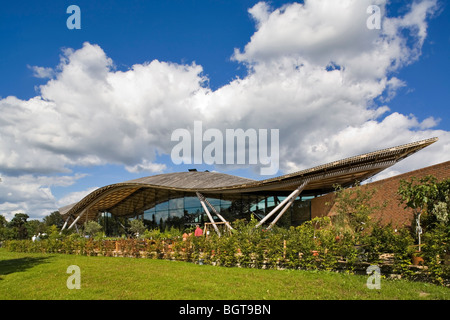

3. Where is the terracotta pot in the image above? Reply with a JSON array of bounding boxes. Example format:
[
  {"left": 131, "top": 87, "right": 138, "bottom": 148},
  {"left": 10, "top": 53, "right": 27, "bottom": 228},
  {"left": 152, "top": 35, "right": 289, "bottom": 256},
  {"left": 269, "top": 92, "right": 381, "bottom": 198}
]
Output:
[{"left": 412, "top": 253, "right": 424, "bottom": 266}]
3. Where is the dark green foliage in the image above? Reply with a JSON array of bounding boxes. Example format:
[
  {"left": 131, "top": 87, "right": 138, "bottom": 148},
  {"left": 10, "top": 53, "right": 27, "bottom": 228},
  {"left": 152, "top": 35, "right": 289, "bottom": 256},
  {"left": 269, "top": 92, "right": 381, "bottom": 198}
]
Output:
[
  {"left": 4, "top": 216, "right": 449, "bottom": 285},
  {"left": 3, "top": 175, "right": 449, "bottom": 286}
]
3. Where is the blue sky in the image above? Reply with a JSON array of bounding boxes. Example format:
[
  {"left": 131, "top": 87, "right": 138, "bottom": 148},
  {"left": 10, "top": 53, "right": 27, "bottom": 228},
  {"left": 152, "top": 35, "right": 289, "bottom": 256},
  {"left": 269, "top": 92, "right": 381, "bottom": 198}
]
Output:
[
  {"left": 0, "top": 0, "right": 449, "bottom": 220},
  {"left": 1, "top": 0, "right": 267, "bottom": 96}
]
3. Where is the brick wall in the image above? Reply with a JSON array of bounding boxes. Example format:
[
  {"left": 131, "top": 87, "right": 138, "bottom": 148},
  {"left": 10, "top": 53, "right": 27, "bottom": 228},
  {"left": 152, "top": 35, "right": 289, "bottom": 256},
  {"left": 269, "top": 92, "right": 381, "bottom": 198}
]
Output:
[{"left": 311, "top": 161, "right": 450, "bottom": 228}]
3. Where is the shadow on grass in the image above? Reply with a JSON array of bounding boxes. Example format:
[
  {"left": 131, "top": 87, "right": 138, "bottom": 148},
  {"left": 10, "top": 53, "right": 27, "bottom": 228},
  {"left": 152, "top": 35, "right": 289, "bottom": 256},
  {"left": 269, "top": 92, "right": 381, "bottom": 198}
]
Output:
[{"left": 0, "top": 256, "right": 52, "bottom": 280}]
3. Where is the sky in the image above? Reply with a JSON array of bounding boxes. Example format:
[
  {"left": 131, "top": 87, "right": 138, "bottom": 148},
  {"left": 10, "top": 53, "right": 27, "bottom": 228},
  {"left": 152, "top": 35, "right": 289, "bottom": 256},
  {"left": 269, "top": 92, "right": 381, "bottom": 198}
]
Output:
[{"left": 0, "top": 0, "right": 449, "bottom": 221}]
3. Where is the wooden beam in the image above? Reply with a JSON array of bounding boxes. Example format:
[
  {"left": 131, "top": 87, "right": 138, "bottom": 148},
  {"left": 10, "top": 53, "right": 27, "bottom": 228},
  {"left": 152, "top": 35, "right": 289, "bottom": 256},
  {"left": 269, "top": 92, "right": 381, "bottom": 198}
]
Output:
[
  {"left": 255, "top": 180, "right": 309, "bottom": 228},
  {"left": 268, "top": 193, "right": 298, "bottom": 229},
  {"left": 67, "top": 209, "right": 86, "bottom": 230},
  {"left": 198, "top": 192, "right": 234, "bottom": 231},
  {"left": 196, "top": 192, "right": 221, "bottom": 237}
]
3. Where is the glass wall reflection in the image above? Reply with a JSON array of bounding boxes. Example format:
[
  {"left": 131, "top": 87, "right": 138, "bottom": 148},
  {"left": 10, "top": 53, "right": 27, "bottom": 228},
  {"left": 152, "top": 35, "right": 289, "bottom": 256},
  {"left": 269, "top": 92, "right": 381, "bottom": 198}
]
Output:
[{"left": 100, "top": 192, "right": 311, "bottom": 235}]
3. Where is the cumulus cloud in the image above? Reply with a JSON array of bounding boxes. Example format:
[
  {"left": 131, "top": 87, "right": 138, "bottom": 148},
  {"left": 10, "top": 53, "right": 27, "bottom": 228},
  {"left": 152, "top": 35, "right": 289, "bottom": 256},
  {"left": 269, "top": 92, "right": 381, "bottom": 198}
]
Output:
[
  {"left": 0, "top": 0, "right": 448, "bottom": 220},
  {"left": 224, "top": 0, "right": 446, "bottom": 173},
  {"left": 28, "top": 65, "right": 55, "bottom": 79},
  {"left": 0, "top": 174, "right": 86, "bottom": 221},
  {"left": 125, "top": 161, "right": 167, "bottom": 174},
  {"left": 56, "top": 186, "right": 99, "bottom": 209},
  {"left": 1, "top": 43, "right": 206, "bottom": 176},
  {"left": 233, "top": 0, "right": 438, "bottom": 73}
]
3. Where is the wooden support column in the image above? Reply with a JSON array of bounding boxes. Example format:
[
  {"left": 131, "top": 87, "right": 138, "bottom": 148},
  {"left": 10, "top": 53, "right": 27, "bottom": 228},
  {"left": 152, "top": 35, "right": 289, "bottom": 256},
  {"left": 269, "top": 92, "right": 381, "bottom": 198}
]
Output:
[
  {"left": 268, "top": 192, "right": 298, "bottom": 229},
  {"left": 60, "top": 217, "right": 70, "bottom": 232},
  {"left": 255, "top": 180, "right": 309, "bottom": 229},
  {"left": 196, "top": 192, "right": 221, "bottom": 237},
  {"left": 198, "top": 192, "right": 233, "bottom": 231},
  {"left": 67, "top": 209, "right": 87, "bottom": 230}
]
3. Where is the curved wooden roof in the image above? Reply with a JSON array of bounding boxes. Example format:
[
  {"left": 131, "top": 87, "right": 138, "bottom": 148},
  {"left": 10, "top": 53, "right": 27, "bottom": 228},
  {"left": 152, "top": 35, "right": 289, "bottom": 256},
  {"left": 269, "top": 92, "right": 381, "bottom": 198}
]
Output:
[
  {"left": 60, "top": 137, "right": 438, "bottom": 225},
  {"left": 127, "top": 171, "right": 255, "bottom": 189}
]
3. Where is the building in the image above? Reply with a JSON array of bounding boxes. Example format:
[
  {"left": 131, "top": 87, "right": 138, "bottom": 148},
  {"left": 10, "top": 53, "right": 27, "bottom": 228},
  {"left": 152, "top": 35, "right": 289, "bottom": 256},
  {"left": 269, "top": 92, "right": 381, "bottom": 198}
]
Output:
[
  {"left": 59, "top": 137, "right": 443, "bottom": 234},
  {"left": 311, "top": 159, "right": 450, "bottom": 228}
]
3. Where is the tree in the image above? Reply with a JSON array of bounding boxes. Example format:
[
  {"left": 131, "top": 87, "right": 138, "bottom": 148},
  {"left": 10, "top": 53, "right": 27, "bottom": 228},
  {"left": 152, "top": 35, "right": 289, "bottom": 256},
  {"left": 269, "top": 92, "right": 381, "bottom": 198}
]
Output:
[
  {"left": 331, "top": 182, "right": 384, "bottom": 236},
  {"left": 8, "top": 213, "right": 30, "bottom": 239},
  {"left": 0, "top": 215, "right": 7, "bottom": 228},
  {"left": 84, "top": 221, "right": 102, "bottom": 238},
  {"left": 398, "top": 176, "right": 450, "bottom": 224},
  {"left": 129, "top": 219, "right": 147, "bottom": 237},
  {"left": 152, "top": 214, "right": 157, "bottom": 229},
  {"left": 398, "top": 175, "right": 450, "bottom": 250},
  {"left": 0, "top": 215, "right": 11, "bottom": 241},
  {"left": 43, "top": 211, "right": 64, "bottom": 228},
  {"left": 143, "top": 214, "right": 158, "bottom": 230},
  {"left": 26, "top": 219, "right": 46, "bottom": 237}
]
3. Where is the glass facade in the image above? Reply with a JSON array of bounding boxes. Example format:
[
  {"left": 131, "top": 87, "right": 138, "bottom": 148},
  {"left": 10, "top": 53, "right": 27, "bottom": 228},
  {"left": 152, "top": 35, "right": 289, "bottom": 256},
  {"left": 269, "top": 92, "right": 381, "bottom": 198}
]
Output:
[
  {"left": 98, "top": 192, "right": 311, "bottom": 235},
  {"left": 138, "top": 193, "right": 311, "bottom": 230}
]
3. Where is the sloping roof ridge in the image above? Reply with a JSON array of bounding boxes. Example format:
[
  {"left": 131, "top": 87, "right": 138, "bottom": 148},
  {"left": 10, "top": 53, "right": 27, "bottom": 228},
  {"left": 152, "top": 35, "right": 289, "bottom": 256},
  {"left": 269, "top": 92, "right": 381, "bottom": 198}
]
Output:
[{"left": 258, "top": 137, "right": 438, "bottom": 184}]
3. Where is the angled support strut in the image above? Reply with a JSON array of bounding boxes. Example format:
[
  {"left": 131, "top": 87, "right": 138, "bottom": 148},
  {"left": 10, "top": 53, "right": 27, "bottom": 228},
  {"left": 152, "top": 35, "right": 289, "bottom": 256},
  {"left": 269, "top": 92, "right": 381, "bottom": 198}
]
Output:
[
  {"left": 255, "top": 179, "right": 309, "bottom": 229},
  {"left": 196, "top": 192, "right": 221, "bottom": 237}
]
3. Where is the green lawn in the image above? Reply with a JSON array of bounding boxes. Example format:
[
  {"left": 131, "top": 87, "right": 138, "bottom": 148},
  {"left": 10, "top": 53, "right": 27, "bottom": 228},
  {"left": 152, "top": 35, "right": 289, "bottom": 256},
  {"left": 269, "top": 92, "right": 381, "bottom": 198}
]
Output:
[{"left": 0, "top": 248, "right": 448, "bottom": 300}]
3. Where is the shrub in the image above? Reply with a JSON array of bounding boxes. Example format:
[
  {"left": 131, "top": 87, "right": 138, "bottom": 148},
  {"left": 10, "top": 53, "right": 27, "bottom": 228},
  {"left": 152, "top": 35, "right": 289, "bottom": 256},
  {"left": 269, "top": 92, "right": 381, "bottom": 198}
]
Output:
[
  {"left": 332, "top": 183, "right": 384, "bottom": 236},
  {"left": 84, "top": 221, "right": 102, "bottom": 238},
  {"left": 284, "top": 221, "right": 318, "bottom": 270},
  {"left": 335, "top": 231, "right": 359, "bottom": 271},
  {"left": 4, "top": 214, "right": 449, "bottom": 286},
  {"left": 421, "top": 224, "right": 450, "bottom": 285}
]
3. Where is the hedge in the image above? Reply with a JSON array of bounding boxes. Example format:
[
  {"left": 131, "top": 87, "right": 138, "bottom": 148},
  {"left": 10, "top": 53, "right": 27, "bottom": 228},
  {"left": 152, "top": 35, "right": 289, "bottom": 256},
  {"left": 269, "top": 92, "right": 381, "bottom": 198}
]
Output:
[{"left": 4, "top": 217, "right": 450, "bottom": 285}]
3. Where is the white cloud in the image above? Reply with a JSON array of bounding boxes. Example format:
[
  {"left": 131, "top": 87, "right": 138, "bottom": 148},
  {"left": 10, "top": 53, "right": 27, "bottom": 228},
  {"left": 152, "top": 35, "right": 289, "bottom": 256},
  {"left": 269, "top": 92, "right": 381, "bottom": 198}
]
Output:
[
  {"left": 0, "top": 0, "right": 448, "bottom": 220},
  {"left": 1, "top": 43, "right": 203, "bottom": 176},
  {"left": 233, "top": 0, "right": 438, "bottom": 83},
  {"left": 234, "top": 1, "right": 382, "bottom": 65},
  {"left": 383, "top": 77, "right": 407, "bottom": 101},
  {"left": 28, "top": 65, "right": 55, "bottom": 79},
  {"left": 125, "top": 160, "right": 167, "bottom": 174},
  {"left": 0, "top": 174, "right": 86, "bottom": 221},
  {"left": 56, "top": 187, "right": 99, "bottom": 208}
]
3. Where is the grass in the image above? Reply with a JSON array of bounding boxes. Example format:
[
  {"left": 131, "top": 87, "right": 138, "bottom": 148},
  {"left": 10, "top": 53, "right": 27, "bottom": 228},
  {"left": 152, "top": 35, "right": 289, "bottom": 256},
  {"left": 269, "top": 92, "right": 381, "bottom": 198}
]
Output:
[{"left": 0, "top": 248, "right": 449, "bottom": 300}]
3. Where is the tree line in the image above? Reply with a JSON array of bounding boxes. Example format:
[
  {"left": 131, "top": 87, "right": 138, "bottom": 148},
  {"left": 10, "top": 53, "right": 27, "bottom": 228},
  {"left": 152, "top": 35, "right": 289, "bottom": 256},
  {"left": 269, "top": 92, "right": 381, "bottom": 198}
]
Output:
[
  {"left": 0, "top": 211, "right": 64, "bottom": 241},
  {"left": 0, "top": 210, "right": 194, "bottom": 241}
]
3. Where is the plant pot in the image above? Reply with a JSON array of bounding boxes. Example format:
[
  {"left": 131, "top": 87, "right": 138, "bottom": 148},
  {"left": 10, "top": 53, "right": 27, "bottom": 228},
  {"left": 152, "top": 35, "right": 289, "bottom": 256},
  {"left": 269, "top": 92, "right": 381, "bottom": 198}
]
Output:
[{"left": 412, "top": 252, "right": 424, "bottom": 266}]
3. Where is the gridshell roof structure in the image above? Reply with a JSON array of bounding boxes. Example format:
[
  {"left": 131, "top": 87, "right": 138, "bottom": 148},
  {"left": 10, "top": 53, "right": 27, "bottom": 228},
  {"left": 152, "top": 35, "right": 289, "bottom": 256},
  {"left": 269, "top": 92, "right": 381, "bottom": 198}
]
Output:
[{"left": 60, "top": 137, "right": 438, "bottom": 229}]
